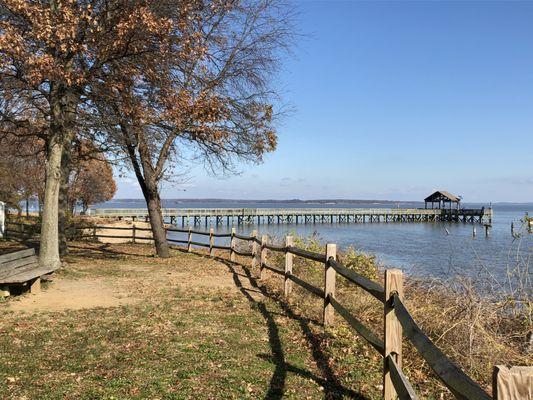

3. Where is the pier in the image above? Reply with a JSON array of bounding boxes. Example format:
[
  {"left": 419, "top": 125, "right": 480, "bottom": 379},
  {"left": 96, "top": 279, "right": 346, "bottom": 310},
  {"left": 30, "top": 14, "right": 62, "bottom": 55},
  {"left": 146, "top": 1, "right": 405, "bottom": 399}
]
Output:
[{"left": 91, "top": 207, "right": 492, "bottom": 226}]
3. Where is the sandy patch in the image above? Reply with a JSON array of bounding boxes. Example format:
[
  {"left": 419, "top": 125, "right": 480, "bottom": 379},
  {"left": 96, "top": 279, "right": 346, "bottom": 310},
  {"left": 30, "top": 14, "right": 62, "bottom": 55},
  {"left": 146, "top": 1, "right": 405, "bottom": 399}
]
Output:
[
  {"left": 6, "top": 278, "right": 137, "bottom": 313},
  {"left": 2, "top": 241, "right": 264, "bottom": 314},
  {"left": 83, "top": 220, "right": 155, "bottom": 244}
]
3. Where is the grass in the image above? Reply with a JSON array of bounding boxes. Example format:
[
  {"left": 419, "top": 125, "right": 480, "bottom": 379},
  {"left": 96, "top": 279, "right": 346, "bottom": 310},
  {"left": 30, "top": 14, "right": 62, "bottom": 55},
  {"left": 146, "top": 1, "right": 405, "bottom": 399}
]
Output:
[{"left": 0, "top": 241, "right": 380, "bottom": 400}]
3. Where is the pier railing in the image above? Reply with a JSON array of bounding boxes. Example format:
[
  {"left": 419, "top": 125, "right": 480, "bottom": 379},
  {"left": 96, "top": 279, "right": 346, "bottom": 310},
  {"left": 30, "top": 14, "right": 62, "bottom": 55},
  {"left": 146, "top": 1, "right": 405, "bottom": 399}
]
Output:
[{"left": 3, "top": 221, "right": 523, "bottom": 398}]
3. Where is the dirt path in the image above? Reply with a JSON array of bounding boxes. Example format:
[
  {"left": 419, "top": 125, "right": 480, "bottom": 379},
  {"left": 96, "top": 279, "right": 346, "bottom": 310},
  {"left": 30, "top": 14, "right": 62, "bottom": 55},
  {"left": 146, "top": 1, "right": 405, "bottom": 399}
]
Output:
[
  {"left": 7, "top": 278, "right": 137, "bottom": 313},
  {"left": 3, "top": 244, "right": 262, "bottom": 314}
]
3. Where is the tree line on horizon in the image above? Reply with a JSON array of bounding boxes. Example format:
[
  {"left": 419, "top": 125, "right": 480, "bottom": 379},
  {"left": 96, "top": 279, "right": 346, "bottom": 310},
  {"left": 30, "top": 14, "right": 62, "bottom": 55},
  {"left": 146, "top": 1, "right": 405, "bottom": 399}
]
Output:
[{"left": 0, "top": 0, "right": 295, "bottom": 266}]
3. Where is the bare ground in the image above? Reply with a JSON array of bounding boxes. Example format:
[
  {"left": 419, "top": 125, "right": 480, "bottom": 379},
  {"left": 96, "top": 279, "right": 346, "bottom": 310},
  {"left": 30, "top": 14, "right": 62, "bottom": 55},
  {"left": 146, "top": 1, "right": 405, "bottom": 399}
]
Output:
[{"left": 3, "top": 241, "right": 261, "bottom": 314}]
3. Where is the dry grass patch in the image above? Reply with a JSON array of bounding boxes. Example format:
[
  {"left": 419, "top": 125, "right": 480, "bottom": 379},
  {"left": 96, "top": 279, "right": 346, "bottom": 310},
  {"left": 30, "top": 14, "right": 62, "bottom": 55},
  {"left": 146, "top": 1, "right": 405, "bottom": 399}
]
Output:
[{"left": 0, "top": 241, "right": 372, "bottom": 400}]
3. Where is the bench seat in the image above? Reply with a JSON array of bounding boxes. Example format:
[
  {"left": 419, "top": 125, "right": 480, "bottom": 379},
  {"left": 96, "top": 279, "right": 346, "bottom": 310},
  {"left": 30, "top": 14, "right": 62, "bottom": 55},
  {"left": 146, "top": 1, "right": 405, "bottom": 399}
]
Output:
[{"left": 0, "top": 248, "right": 58, "bottom": 295}]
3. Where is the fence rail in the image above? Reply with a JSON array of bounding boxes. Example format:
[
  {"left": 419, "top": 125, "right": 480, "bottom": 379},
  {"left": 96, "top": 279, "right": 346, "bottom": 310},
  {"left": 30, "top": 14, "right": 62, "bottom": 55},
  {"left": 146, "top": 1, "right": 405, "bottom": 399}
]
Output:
[{"left": 3, "top": 219, "right": 501, "bottom": 399}]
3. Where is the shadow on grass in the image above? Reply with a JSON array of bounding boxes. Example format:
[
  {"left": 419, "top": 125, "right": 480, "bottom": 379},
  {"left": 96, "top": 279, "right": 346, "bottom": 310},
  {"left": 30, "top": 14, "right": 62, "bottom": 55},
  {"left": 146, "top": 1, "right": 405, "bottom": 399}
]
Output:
[
  {"left": 67, "top": 242, "right": 146, "bottom": 259},
  {"left": 60, "top": 243, "right": 368, "bottom": 398},
  {"left": 209, "top": 254, "right": 368, "bottom": 400}
]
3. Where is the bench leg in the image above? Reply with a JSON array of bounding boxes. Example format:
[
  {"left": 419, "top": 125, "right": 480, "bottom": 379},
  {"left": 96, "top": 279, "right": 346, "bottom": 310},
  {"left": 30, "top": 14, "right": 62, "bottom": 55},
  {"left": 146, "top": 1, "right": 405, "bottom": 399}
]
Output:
[
  {"left": 0, "top": 285, "right": 10, "bottom": 298},
  {"left": 30, "top": 278, "right": 40, "bottom": 294}
]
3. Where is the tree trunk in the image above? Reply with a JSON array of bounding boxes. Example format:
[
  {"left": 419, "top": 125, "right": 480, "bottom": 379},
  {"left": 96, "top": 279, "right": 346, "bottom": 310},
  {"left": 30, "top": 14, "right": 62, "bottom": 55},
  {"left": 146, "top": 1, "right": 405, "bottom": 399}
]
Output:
[
  {"left": 118, "top": 123, "right": 169, "bottom": 258},
  {"left": 39, "top": 89, "right": 77, "bottom": 269},
  {"left": 58, "top": 141, "right": 72, "bottom": 256},
  {"left": 39, "top": 134, "right": 63, "bottom": 269},
  {"left": 144, "top": 182, "right": 170, "bottom": 258}
]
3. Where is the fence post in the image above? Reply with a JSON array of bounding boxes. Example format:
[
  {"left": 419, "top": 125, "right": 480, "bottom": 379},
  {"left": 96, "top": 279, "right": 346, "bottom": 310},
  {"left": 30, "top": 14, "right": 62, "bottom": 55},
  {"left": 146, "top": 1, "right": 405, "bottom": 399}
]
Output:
[
  {"left": 284, "top": 236, "right": 294, "bottom": 297},
  {"left": 0, "top": 201, "right": 4, "bottom": 239},
  {"left": 384, "top": 269, "right": 404, "bottom": 400},
  {"left": 251, "top": 229, "right": 258, "bottom": 269},
  {"left": 260, "top": 235, "right": 268, "bottom": 279},
  {"left": 187, "top": 227, "right": 192, "bottom": 252},
  {"left": 209, "top": 227, "right": 215, "bottom": 257},
  {"left": 323, "top": 243, "right": 337, "bottom": 326},
  {"left": 230, "top": 227, "right": 236, "bottom": 262},
  {"left": 92, "top": 226, "right": 97, "bottom": 241},
  {"left": 132, "top": 224, "right": 136, "bottom": 244},
  {"left": 493, "top": 365, "right": 533, "bottom": 400}
]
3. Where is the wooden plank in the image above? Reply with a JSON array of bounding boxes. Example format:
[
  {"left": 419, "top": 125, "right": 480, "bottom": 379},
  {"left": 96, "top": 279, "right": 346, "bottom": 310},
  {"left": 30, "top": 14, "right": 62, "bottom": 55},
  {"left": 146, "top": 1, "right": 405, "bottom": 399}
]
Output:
[
  {"left": 0, "top": 261, "right": 39, "bottom": 281},
  {"left": 263, "top": 243, "right": 287, "bottom": 253},
  {"left": 384, "top": 269, "right": 403, "bottom": 400},
  {"left": 2, "top": 267, "right": 57, "bottom": 284},
  {"left": 0, "top": 248, "right": 35, "bottom": 264},
  {"left": 493, "top": 365, "right": 533, "bottom": 400},
  {"left": 328, "top": 259, "right": 385, "bottom": 302},
  {"left": 234, "top": 233, "right": 254, "bottom": 240},
  {"left": 387, "top": 355, "right": 419, "bottom": 400},
  {"left": 0, "top": 255, "right": 38, "bottom": 275},
  {"left": 211, "top": 232, "right": 232, "bottom": 238},
  {"left": 394, "top": 294, "right": 491, "bottom": 400},
  {"left": 323, "top": 243, "right": 336, "bottom": 326},
  {"left": 286, "top": 246, "right": 326, "bottom": 262},
  {"left": 284, "top": 236, "right": 293, "bottom": 297}
]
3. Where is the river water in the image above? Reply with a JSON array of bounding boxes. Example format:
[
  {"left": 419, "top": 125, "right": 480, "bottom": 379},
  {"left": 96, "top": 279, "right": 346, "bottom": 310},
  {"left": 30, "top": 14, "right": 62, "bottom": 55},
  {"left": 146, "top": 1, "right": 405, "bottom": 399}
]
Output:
[{"left": 95, "top": 200, "right": 532, "bottom": 283}]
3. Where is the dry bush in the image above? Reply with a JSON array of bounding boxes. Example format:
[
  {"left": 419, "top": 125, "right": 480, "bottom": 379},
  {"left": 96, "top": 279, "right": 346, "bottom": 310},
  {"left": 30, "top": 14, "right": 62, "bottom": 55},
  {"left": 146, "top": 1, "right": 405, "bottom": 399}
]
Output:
[{"left": 261, "top": 233, "right": 532, "bottom": 398}]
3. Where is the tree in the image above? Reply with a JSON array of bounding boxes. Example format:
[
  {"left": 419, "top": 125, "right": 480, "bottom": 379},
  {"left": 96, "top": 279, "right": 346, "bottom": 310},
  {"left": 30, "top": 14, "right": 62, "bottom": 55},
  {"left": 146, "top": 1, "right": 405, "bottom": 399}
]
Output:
[
  {"left": 69, "top": 154, "right": 116, "bottom": 214},
  {"left": 95, "top": 0, "right": 294, "bottom": 257},
  {"left": 0, "top": 135, "right": 45, "bottom": 213},
  {"left": 0, "top": 0, "right": 196, "bottom": 267}
]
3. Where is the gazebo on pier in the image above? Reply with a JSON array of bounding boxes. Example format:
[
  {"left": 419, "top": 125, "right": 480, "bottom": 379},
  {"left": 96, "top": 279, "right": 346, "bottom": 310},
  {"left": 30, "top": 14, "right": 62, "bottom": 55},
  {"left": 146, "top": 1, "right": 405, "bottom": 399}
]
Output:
[{"left": 424, "top": 191, "right": 461, "bottom": 210}]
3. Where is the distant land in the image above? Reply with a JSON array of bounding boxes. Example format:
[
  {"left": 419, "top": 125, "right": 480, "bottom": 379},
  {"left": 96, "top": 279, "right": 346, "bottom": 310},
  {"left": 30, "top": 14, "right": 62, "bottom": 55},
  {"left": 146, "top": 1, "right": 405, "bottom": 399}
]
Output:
[
  {"left": 107, "top": 198, "right": 533, "bottom": 206},
  {"left": 110, "top": 198, "right": 419, "bottom": 204}
]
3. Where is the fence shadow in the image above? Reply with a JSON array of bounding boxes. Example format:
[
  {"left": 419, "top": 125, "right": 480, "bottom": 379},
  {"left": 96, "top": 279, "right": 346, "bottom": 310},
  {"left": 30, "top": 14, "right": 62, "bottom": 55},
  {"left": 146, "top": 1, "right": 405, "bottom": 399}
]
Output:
[{"left": 210, "top": 254, "right": 368, "bottom": 400}]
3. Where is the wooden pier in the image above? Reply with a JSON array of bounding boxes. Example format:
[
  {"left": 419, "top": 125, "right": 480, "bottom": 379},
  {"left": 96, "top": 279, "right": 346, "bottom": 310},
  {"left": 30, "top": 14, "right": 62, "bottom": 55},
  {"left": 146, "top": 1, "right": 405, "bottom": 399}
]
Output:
[{"left": 91, "top": 207, "right": 492, "bottom": 226}]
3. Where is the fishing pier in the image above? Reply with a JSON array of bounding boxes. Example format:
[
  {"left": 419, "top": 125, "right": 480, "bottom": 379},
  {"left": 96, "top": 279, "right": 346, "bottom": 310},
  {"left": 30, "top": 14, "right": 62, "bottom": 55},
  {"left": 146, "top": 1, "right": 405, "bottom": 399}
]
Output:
[{"left": 91, "top": 206, "right": 492, "bottom": 226}]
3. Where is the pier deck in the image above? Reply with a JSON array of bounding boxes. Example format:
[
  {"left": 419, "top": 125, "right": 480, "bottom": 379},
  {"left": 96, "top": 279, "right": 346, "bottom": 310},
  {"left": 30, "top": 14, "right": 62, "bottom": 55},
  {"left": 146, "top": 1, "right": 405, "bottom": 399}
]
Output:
[{"left": 91, "top": 207, "right": 492, "bottom": 226}]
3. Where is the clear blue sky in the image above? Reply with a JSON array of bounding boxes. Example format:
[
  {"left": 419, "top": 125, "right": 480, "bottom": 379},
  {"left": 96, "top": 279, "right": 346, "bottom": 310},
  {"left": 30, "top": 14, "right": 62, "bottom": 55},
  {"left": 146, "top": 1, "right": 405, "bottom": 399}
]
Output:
[{"left": 117, "top": 0, "right": 533, "bottom": 203}]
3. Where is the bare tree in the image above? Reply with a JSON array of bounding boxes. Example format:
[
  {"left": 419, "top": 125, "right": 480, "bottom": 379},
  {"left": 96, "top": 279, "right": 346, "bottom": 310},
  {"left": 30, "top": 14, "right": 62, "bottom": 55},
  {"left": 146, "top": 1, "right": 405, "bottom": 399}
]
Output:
[{"left": 94, "top": 0, "right": 295, "bottom": 257}]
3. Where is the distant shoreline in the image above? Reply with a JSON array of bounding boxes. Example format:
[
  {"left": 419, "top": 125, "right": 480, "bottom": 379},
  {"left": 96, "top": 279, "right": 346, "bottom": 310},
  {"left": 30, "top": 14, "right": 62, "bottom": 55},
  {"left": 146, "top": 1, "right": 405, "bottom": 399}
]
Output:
[
  {"left": 109, "top": 198, "right": 419, "bottom": 204},
  {"left": 105, "top": 198, "right": 531, "bottom": 206}
]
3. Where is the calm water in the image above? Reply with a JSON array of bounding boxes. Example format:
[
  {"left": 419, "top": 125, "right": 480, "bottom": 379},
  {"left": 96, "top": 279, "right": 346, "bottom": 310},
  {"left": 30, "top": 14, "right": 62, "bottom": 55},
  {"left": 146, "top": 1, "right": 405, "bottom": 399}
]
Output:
[{"left": 95, "top": 200, "right": 532, "bottom": 281}]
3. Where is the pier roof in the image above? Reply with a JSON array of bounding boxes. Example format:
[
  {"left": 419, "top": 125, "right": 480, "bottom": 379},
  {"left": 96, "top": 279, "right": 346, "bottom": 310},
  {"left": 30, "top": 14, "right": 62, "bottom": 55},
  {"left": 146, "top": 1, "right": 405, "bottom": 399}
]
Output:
[{"left": 424, "top": 191, "right": 461, "bottom": 203}]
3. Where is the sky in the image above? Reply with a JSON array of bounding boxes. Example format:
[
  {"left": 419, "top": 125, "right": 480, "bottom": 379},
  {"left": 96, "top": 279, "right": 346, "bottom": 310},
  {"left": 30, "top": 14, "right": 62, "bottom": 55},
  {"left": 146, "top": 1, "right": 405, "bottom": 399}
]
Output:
[{"left": 116, "top": 0, "right": 533, "bottom": 203}]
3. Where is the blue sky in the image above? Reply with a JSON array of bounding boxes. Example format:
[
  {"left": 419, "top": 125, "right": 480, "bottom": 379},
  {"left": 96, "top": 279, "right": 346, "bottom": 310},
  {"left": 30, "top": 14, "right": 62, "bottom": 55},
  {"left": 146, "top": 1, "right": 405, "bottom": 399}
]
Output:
[{"left": 117, "top": 0, "right": 533, "bottom": 203}]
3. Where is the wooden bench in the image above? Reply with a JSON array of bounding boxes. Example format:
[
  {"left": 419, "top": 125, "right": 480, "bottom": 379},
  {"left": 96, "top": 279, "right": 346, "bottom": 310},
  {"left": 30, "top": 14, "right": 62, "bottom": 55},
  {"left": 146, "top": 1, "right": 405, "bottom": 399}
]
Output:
[{"left": 0, "top": 248, "right": 57, "bottom": 297}]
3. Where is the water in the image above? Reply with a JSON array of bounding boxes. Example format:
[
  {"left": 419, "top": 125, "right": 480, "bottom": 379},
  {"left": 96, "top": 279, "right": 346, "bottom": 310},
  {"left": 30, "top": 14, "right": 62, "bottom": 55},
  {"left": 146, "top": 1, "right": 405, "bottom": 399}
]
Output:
[{"left": 94, "top": 199, "right": 532, "bottom": 281}]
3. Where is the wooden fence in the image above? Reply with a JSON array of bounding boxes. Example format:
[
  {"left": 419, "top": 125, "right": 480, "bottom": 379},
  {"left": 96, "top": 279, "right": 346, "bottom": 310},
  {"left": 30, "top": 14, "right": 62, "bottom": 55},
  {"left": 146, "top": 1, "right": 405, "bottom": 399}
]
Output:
[{"left": 3, "top": 221, "right": 529, "bottom": 399}]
